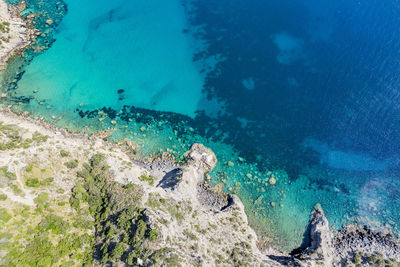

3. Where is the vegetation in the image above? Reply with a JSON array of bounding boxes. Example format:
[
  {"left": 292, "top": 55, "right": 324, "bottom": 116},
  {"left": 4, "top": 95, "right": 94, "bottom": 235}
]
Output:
[
  {"left": 68, "top": 154, "right": 178, "bottom": 265},
  {"left": 139, "top": 174, "right": 155, "bottom": 186},
  {"left": 64, "top": 159, "right": 78, "bottom": 169},
  {"left": 60, "top": 149, "right": 70, "bottom": 157},
  {"left": 2, "top": 190, "right": 92, "bottom": 266},
  {"left": 0, "top": 21, "right": 10, "bottom": 33},
  {"left": 0, "top": 123, "right": 49, "bottom": 151},
  {"left": 25, "top": 177, "right": 40, "bottom": 187}
]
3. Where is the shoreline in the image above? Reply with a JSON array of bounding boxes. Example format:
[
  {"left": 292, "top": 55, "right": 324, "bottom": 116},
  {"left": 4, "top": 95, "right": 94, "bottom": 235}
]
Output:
[
  {"left": 0, "top": 107, "right": 283, "bottom": 266},
  {"left": 0, "top": 2, "right": 399, "bottom": 266},
  {"left": 0, "top": 0, "right": 34, "bottom": 71},
  {"left": 0, "top": 107, "right": 399, "bottom": 266}
]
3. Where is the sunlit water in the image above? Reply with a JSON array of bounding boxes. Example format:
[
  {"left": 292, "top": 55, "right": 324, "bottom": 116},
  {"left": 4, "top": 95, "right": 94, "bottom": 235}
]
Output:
[{"left": 2, "top": 0, "right": 400, "bottom": 251}]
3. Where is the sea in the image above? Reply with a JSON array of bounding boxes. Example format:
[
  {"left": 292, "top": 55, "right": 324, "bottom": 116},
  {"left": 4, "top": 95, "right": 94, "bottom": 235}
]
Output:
[{"left": 1, "top": 0, "right": 400, "bottom": 251}]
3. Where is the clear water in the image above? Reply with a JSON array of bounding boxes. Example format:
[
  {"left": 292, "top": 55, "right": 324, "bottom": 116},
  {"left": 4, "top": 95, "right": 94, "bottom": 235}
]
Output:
[{"left": 2, "top": 0, "right": 400, "bottom": 251}]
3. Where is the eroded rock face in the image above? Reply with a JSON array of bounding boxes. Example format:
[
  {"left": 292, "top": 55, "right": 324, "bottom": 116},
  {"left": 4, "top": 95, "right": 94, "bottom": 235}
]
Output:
[
  {"left": 187, "top": 143, "right": 217, "bottom": 173},
  {"left": 197, "top": 182, "right": 236, "bottom": 212},
  {"left": 309, "top": 205, "right": 333, "bottom": 253},
  {"left": 289, "top": 205, "right": 400, "bottom": 267},
  {"left": 334, "top": 224, "right": 400, "bottom": 265},
  {"left": 291, "top": 205, "right": 334, "bottom": 266}
]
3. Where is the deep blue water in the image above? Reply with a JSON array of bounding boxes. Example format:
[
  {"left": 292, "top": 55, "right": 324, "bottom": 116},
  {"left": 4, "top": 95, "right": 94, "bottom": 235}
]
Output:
[{"left": 2, "top": 0, "right": 400, "bottom": 251}]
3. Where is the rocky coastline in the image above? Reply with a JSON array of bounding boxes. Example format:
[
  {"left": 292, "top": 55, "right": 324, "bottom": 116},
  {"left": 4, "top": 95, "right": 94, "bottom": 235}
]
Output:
[
  {"left": 0, "top": 1, "right": 399, "bottom": 266},
  {"left": 0, "top": 0, "right": 35, "bottom": 71},
  {"left": 0, "top": 108, "right": 399, "bottom": 266}
]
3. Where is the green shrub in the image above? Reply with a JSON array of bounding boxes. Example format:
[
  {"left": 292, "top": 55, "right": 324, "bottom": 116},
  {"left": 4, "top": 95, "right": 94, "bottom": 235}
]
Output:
[
  {"left": 123, "top": 183, "right": 134, "bottom": 189},
  {"left": 139, "top": 174, "right": 155, "bottom": 185},
  {"left": 0, "top": 208, "right": 11, "bottom": 223},
  {"left": 148, "top": 229, "right": 158, "bottom": 241},
  {"left": 60, "top": 150, "right": 70, "bottom": 157},
  {"left": 0, "top": 193, "right": 7, "bottom": 200},
  {"left": 64, "top": 160, "right": 79, "bottom": 169},
  {"left": 0, "top": 166, "right": 16, "bottom": 180},
  {"left": 183, "top": 229, "right": 198, "bottom": 240},
  {"left": 111, "top": 243, "right": 126, "bottom": 259},
  {"left": 56, "top": 188, "right": 65, "bottom": 194},
  {"left": 90, "top": 153, "right": 105, "bottom": 167},
  {"left": 34, "top": 192, "right": 49, "bottom": 205},
  {"left": 353, "top": 253, "right": 362, "bottom": 264},
  {"left": 32, "top": 132, "right": 49, "bottom": 143},
  {"left": 25, "top": 164, "right": 33, "bottom": 172},
  {"left": 135, "top": 220, "right": 147, "bottom": 240},
  {"left": 41, "top": 177, "right": 54, "bottom": 186},
  {"left": 25, "top": 177, "right": 40, "bottom": 187},
  {"left": 38, "top": 214, "right": 70, "bottom": 235},
  {"left": 10, "top": 183, "right": 24, "bottom": 196}
]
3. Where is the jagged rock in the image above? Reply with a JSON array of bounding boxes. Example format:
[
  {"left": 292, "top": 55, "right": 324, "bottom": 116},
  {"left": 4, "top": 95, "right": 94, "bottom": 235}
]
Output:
[
  {"left": 116, "top": 139, "right": 137, "bottom": 157},
  {"left": 92, "top": 130, "right": 112, "bottom": 139},
  {"left": 187, "top": 143, "right": 217, "bottom": 173},
  {"left": 309, "top": 205, "right": 333, "bottom": 253},
  {"left": 290, "top": 205, "right": 333, "bottom": 266},
  {"left": 334, "top": 224, "right": 400, "bottom": 264},
  {"left": 197, "top": 182, "right": 231, "bottom": 211}
]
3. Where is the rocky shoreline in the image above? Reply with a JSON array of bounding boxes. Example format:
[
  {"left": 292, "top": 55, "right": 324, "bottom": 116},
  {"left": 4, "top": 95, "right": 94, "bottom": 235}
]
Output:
[
  {"left": 0, "top": 108, "right": 399, "bottom": 266},
  {"left": 0, "top": 0, "right": 35, "bottom": 71},
  {"left": 0, "top": 1, "right": 399, "bottom": 266}
]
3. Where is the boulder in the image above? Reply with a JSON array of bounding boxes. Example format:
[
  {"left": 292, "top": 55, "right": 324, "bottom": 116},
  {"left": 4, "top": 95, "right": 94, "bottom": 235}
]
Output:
[{"left": 187, "top": 143, "right": 217, "bottom": 173}]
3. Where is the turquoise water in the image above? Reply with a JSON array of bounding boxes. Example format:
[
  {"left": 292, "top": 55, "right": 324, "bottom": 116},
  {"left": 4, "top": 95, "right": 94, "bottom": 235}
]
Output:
[
  {"left": 15, "top": 0, "right": 211, "bottom": 117},
  {"left": 2, "top": 0, "right": 400, "bottom": 251}
]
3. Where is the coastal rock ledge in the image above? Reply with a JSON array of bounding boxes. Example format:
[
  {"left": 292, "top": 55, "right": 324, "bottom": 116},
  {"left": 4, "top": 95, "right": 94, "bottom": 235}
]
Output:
[
  {"left": 0, "top": 109, "right": 399, "bottom": 266},
  {"left": 0, "top": 0, "right": 32, "bottom": 70}
]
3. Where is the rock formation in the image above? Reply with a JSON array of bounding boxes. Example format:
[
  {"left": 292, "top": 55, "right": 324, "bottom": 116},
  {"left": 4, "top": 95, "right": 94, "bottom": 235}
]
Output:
[{"left": 0, "top": 0, "right": 31, "bottom": 70}]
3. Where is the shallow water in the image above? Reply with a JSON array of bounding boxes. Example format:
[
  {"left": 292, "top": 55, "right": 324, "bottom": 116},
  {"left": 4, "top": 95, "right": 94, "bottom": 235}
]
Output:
[{"left": 2, "top": 0, "right": 400, "bottom": 251}]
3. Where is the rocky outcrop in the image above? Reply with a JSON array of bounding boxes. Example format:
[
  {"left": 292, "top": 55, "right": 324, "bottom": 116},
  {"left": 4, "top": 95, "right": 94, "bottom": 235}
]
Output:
[
  {"left": 289, "top": 204, "right": 400, "bottom": 267},
  {"left": 187, "top": 143, "right": 217, "bottom": 173},
  {"left": 0, "top": 0, "right": 31, "bottom": 70},
  {"left": 196, "top": 181, "right": 235, "bottom": 212},
  {"left": 308, "top": 205, "right": 333, "bottom": 253},
  {"left": 334, "top": 224, "right": 400, "bottom": 266},
  {"left": 290, "top": 205, "right": 334, "bottom": 266}
]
